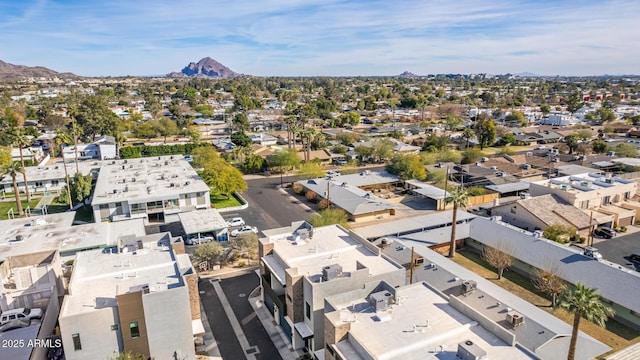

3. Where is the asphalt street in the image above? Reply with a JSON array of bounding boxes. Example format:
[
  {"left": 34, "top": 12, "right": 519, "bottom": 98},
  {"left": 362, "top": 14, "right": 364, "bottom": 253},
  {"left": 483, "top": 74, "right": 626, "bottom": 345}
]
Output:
[{"left": 594, "top": 231, "right": 640, "bottom": 270}]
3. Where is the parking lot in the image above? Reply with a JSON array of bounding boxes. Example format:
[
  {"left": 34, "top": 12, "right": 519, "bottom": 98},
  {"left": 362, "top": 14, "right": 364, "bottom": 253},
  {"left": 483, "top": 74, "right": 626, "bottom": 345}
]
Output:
[{"left": 594, "top": 230, "right": 640, "bottom": 271}]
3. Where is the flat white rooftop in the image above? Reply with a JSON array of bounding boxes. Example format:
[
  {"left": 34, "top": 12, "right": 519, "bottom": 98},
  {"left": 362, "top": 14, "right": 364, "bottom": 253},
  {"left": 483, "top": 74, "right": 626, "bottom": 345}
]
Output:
[
  {"left": 331, "top": 283, "right": 532, "bottom": 360},
  {"left": 0, "top": 160, "right": 95, "bottom": 185},
  {"left": 92, "top": 155, "right": 210, "bottom": 206},
  {"left": 0, "top": 213, "right": 117, "bottom": 261},
  {"left": 263, "top": 225, "right": 400, "bottom": 285},
  {"left": 178, "top": 209, "right": 227, "bottom": 234},
  {"left": 63, "top": 240, "right": 187, "bottom": 317}
]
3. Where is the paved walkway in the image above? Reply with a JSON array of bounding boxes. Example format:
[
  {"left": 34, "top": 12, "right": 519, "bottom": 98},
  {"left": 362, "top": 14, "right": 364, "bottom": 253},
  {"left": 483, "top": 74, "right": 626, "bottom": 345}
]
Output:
[{"left": 197, "top": 302, "right": 223, "bottom": 359}]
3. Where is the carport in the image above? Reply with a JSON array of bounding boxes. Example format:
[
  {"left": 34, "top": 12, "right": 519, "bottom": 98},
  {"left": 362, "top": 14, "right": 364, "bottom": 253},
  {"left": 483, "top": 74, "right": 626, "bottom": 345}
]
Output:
[
  {"left": 404, "top": 180, "right": 450, "bottom": 210},
  {"left": 178, "top": 209, "right": 229, "bottom": 242}
]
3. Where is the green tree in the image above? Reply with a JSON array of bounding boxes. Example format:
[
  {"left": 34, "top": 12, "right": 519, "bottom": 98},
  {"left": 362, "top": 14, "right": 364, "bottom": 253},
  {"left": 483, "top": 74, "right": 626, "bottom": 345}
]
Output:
[
  {"left": 243, "top": 154, "right": 266, "bottom": 174},
  {"left": 230, "top": 131, "right": 253, "bottom": 148},
  {"left": 445, "top": 186, "right": 469, "bottom": 258},
  {"left": 308, "top": 208, "right": 349, "bottom": 228},
  {"left": 596, "top": 108, "right": 616, "bottom": 122},
  {"left": 70, "top": 173, "right": 92, "bottom": 204},
  {"left": 54, "top": 129, "right": 73, "bottom": 209},
  {"left": 544, "top": 224, "right": 575, "bottom": 244},
  {"left": 564, "top": 134, "right": 580, "bottom": 155},
  {"left": 540, "top": 104, "right": 551, "bottom": 115},
  {"left": 422, "top": 133, "right": 449, "bottom": 152},
  {"left": 505, "top": 110, "right": 526, "bottom": 127},
  {"left": 230, "top": 232, "right": 259, "bottom": 263},
  {"left": 559, "top": 283, "right": 614, "bottom": 360},
  {"left": 426, "top": 169, "right": 447, "bottom": 187},
  {"left": 592, "top": 140, "right": 607, "bottom": 154},
  {"left": 233, "top": 113, "right": 251, "bottom": 132},
  {"left": 153, "top": 118, "right": 180, "bottom": 142},
  {"left": 268, "top": 148, "right": 301, "bottom": 186},
  {"left": 565, "top": 92, "right": 584, "bottom": 115},
  {"left": 385, "top": 154, "right": 426, "bottom": 180},
  {"left": 576, "top": 129, "right": 593, "bottom": 141},
  {"left": 298, "top": 162, "right": 325, "bottom": 179},
  {"left": 1, "top": 149, "right": 24, "bottom": 216},
  {"left": 193, "top": 146, "right": 248, "bottom": 199},
  {"left": 462, "top": 127, "right": 475, "bottom": 149},
  {"left": 133, "top": 122, "right": 157, "bottom": 140},
  {"left": 9, "top": 129, "right": 32, "bottom": 202},
  {"left": 444, "top": 115, "right": 463, "bottom": 131},
  {"left": 75, "top": 95, "right": 120, "bottom": 140},
  {"left": 193, "top": 242, "right": 224, "bottom": 266},
  {"left": 371, "top": 138, "right": 395, "bottom": 162},
  {"left": 354, "top": 145, "right": 373, "bottom": 162},
  {"left": 614, "top": 143, "right": 639, "bottom": 157},
  {"left": 473, "top": 118, "right": 496, "bottom": 149},
  {"left": 501, "top": 133, "right": 516, "bottom": 145},
  {"left": 110, "top": 351, "right": 146, "bottom": 360},
  {"left": 461, "top": 148, "right": 485, "bottom": 164}
]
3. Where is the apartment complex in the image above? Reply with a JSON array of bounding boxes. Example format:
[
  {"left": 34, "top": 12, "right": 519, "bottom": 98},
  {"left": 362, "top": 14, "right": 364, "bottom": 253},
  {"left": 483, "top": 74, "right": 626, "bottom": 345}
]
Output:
[
  {"left": 259, "top": 222, "right": 405, "bottom": 353},
  {"left": 91, "top": 155, "right": 210, "bottom": 222},
  {"left": 59, "top": 232, "right": 201, "bottom": 360}
]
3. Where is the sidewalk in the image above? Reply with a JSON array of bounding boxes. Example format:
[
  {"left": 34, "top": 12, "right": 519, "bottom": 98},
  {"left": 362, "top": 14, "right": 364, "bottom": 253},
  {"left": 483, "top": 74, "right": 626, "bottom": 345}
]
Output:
[
  {"left": 196, "top": 302, "right": 223, "bottom": 359},
  {"left": 248, "top": 287, "right": 303, "bottom": 360}
]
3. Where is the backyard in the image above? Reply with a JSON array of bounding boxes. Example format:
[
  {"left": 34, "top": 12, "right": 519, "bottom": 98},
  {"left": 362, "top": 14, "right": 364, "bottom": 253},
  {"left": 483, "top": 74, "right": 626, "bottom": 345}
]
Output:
[
  {"left": 210, "top": 193, "right": 243, "bottom": 209},
  {"left": 0, "top": 198, "right": 41, "bottom": 220},
  {"left": 452, "top": 248, "right": 640, "bottom": 354}
]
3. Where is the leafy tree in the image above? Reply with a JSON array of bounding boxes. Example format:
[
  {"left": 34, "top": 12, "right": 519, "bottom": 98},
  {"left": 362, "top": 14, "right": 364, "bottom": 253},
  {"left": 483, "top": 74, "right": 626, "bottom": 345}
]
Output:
[
  {"left": 268, "top": 148, "right": 301, "bottom": 185},
  {"left": 592, "top": 140, "right": 607, "bottom": 154},
  {"left": 444, "top": 115, "right": 462, "bottom": 130},
  {"left": 445, "top": 186, "right": 469, "bottom": 258},
  {"left": 75, "top": 96, "right": 121, "bottom": 140},
  {"left": 499, "top": 132, "right": 515, "bottom": 145},
  {"left": 233, "top": 113, "right": 251, "bottom": 132},
  {"left": 308, "top": 208, "right": 349, "bottom": 228},
  {"left": 193, "top": 146, "right": 247, "bottom": 199},
  {"left": 576, "top": 129, "right": 593, "bottom": 141},
  {"left": 193, "top": 242, "right": 224, "bottom": 266},
  {"left": 532, "top": 267, "right": 566, "bottom": 309},
  {"left": 564, "top": 133, "right": 580, "bottom": 154},
  {"left": 482, "top": 243, "right": 514, "bottom": 280},
  {"left": 505, "top": 110, "right": 526, "bottom": 127},
  {"left": 544, "top": 224, "right": 575, "bottom": 244},
  {"left": 540, "top": 103, "right": 551, "bottom": 115},
  {"left": 298, "top": 162, "right": 325, "bottom": 179},
  {"left": 230, "top": 233, "right": 259, "bottom": 262},
  {"left": 565, "top": 92, "right": 584, "bottom": 114},
  {"left": 614, "top": 143, "right": 638, "bottom": 157},
  {"left": 461, "top": 127, "right": 475, "bottom": 149},
  {"left": 339, "top": 111, "right": 361, "bottom": 127},
  {"left": 371, "top": 138, "right": 395, "bottom": 162},
  {"left": 243, "top": 154, "right": 266, "bottom": 174},
  {"left": 133, "top": 122, "right": 157, "bottom": 140},
  {"left": 426, "top": 169, "right": 447, "bottom": 187},
  {"left": 461, "top": 148, "right": 485, "bottom": 164},
  {"left": 596, "top": 108, "right": 616, "bottom": 122},
  {"left": 110, "top": 351, "right": 146, "bottom": 360},
  {"left": 473, "top": 118, "right": 496, "bottom": 149},
  {"left": 385, "top": 154, "right": 426, "bottom": 180},
  {"left": 354, "top": 145, "right": 373, "bottom": 162},
  {"left": 230, "top": 131, "right": 252, "bottom": 147},
  {"left": 422, "top": 133, "right": 449, "bottom": 152},
  {"left": 70, "top": 173, "right": 92, "bottom": 204},
  {"left": 153, "top": 118, "right": 180, "bottom": 142},
  {"left": 559, "top": 283, "right": 614, "bottom": 360}
]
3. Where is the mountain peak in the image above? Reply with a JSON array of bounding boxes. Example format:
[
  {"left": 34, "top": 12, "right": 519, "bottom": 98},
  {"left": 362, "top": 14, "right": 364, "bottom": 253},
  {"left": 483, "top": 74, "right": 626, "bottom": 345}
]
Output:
[
  {"left": 168, "top": 57, "right": 239, "bottom": 78},
  {"left": 399, "top": 71, "right": 418, "bottom": 78},
  {"left": 0, "top": 59, "right": 77, "bottom": 81}
]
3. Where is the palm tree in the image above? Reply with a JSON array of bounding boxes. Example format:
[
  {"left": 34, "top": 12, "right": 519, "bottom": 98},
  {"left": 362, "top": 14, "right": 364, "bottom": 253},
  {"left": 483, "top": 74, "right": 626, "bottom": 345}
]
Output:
[
  {"left": 445, "top": 186, "right": 469, "bottom": 258},
  {"left": 67, "top": 104, "right": 81, "bottom": 174},
  {"left": 55, "top": 129, "right": 73, "bottom": 209},
  {"left": 462, "top": 128, "right": 474, "bottom": 149},
  {"left": 3, "top": 161, "right": 24, "bottom": 216},
  {"left": 302, "top": 127, "right": 316, "bottom": 162},
  {"left": 559, "top": 283, "right": 614, "bottom": 360},
  {"left": 11, "top": 129, "right": 32, "bottom": 202}
]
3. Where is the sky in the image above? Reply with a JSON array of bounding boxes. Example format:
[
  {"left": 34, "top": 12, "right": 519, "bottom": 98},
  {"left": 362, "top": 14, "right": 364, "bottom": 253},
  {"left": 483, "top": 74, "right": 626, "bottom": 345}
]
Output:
[{"left": 1, "top": 0, "right": 639, "bottom": 77}]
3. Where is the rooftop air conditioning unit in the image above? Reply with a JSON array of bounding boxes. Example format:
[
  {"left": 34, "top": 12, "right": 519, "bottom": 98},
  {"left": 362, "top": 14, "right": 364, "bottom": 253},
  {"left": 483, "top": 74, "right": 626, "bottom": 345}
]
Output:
[
  {"left": 460, "top": 280, "right": 477, "bottom": 296},
  {"left": 368, "top": 291, "right": 393, "bottom": 312},
  {"left": 457, "top": 340, "right": 487, "bottom": 360},
  {"left": 506, "top": 311, "right": 525, "bottom": 328},
  {"left": 322, "top": 264, "right": 343, "bottom": 281}
]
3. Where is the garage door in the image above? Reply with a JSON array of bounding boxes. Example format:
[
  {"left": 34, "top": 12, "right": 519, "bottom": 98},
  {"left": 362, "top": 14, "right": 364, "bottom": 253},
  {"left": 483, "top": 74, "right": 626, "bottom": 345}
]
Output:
[{"left": 619, "top": 216, "right": 633, "bottom": 227}]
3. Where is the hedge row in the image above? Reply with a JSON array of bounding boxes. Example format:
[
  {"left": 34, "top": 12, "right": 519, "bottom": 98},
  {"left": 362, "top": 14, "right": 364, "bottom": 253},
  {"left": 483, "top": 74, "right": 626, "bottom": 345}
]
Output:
[{"left": 120, "top": 143, "right": 212, "bottom": 159}]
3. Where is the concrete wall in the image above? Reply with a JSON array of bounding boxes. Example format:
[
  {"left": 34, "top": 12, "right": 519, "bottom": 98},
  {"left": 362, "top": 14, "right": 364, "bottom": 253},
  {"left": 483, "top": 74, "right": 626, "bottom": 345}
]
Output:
[
  {"left": 143, "top": 287, "right": 195, "bottom": 360},
  {"left": 117, "top": 291, "right": 150, "bottom": 358},
  {"left": 59, "top": 305, "right": 121, "bottom": 360},
  {"left": 449, "top": 295, "right": 516, "bottom": 346}
]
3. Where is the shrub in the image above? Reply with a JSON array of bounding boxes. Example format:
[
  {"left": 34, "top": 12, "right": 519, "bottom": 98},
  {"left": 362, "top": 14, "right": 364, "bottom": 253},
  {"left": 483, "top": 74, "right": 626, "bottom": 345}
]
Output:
[
  {"left": 292, "top": 182, "right": 305, "bottom": 194},
  {"left": 466, "top": 186, "right": 487, "bottom": 196},
  {"left": 317, "top": 199, "right": 330, "bottom": 210},
  {"left": 237, "top": 260, "right": 247, "bottom": 268},
  {"left": 306, "top": 190, "right": 318, "bottom": 202},
  {"left": 620, "top": 226, "right": 628, "bottom": 233}
]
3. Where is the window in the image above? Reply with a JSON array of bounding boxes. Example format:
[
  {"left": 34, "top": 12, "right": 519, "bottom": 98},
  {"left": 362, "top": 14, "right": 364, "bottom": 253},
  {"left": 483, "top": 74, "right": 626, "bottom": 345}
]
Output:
[
  {"left": 129, "top": 321, "right": 140, "bottom": 339},
  {"left": 115, "top": 202, "right": 124, "bottom": 216},
  {"left": 510, "top": 206, "right": 516, "bottom": 214},
  {"left": 52, "top": 180, "right": 59, "bottom": 186},
  {"left": 72, "top": 333, "right": 82, "bottom": 350},
  {"left": 111, "top": 324, "right": 119, "bottom": 331},
  {"left": 305, "top": 302, "right": 311, "bottom": 319},
  {"left": 602, "top": 196, "right": 611, "bottom": 206},
  {"left": 579, "top": 200, "right": 589, "bottom": 210},
  {"left": 625, "top": 192, "right": 631, "bottom": 200}
]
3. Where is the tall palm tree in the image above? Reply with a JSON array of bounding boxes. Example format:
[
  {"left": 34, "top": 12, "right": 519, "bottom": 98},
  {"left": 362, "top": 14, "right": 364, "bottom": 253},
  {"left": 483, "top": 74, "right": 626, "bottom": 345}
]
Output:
[
  {"left": 302, "top": 127, "right": 316, "bottom": 162},
  {"left": 67, "top": 104, "right": 81, "bottom": 174},
  {"left": 445, "top": 186, "right": 469, "bottom": 258},
  {"left": 3, "top": 161, "right": 24, "bottom": 216},
  {"left": 11, "top": 129, "right": 32, "bottom": 202},
  {"left": 559, "top": 283, "right": 614, "bottom": 360},
  {"left": 55, "top": 129, "right": 73, "bottom": 209}
]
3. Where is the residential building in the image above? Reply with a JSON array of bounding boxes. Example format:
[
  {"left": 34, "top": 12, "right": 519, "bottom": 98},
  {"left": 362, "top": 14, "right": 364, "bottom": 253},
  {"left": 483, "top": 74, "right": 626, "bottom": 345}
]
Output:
[
  {"left": 0, "top": 161, "right": 95, "bottom": 195},
  {"left": 248, "top": 133, "right": 277, "bottom": 146},
  {"left": 323, "top": 281, "right": 533, "bottom": 360},
  {"left": 91, "top": 155, "right": 210, "bottom": 223},
  {"left": 465, "top": 216, "right": 640, "bottom": 331},
  {"left": 63, "top": 135, "right": 117, "bottom": 160},
  {"left": 529, "top": 173, "right": 637, "bottom": 227},
  {"left": 59, "top": 232, "right": 200, "bottom": 360},
  {"left": 258, "top": 222, "right": 405, "bottom": 353},
  {"left": 492, "top": 194, "right": 594, "bottom": 236},
  {"left": 513, "top": 130, "right": 562, "bottom": 145}
]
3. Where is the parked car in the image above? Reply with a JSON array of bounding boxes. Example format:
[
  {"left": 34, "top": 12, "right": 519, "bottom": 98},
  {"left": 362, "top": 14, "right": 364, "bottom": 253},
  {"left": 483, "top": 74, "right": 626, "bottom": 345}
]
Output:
[
  {"left": 185, "top": 233, "right": 214, "bottom": 245},
  {"left": 627, "top": 253, "right": 640, "bottom": 263},
  {"left": 226, "top": 217, "right": 245, "bottom": 227},
  {"left": 0, "top": 319, "right": 32, "bottom": 333},
  {"left": 327, "top": 170, "right": 341, "bottom": 177},
  {"left": 231, "top": 226, "right": 258, "bottom": 237},
  {"left": 0, "top": 307, "right": 43, "bottom": 325},
  {"left": 593, "top": 227, "right": 616, "bottom": 239},
  {"left": 534, "top": 145, "right": 546, "bottom": 150}
]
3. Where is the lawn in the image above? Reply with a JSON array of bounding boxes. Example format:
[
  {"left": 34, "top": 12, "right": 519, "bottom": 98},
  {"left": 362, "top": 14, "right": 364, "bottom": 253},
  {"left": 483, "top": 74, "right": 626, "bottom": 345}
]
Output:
[
  {"left": 0, "top": 198, "right": 41, "bottom": 220},
  {"left": 452, "top": 249, "right": 640, "bottom": 354},
  {"left": 46, "top": 200, "right": 95, "bottom": 223},
  {"left": 210, "top": 193, "right": 243, "bottom": 209}
]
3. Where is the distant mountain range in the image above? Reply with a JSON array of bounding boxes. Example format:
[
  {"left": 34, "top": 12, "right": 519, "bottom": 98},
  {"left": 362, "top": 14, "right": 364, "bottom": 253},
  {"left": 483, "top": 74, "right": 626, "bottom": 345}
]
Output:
[
  {"left": 0, "top": 60, "right": 77, "bottom": 81},
  {"left": 167, "top": 57, "right": 239, "bottom": 78},
  {"left": 398, "top": 71, "right": 419, "bottom": 78}
]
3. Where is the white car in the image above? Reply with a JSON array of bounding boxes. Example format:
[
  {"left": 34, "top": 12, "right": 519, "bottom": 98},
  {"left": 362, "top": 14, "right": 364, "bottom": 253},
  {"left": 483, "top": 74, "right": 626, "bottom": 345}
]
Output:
[
  {"left": 226, "top": 217, "right": 245, "bottom": 227},
  {"left": 231, "top": 226, "right": 258, "bottom": 237},
  {"left": 0, "top": 308, "right": 43, "bottom": 325},
  {"left": 185, "top": 234, "right": 214, "bottom": 245},
  {"left": 534, "top": 145, "right": 546, "bottom": 150}
]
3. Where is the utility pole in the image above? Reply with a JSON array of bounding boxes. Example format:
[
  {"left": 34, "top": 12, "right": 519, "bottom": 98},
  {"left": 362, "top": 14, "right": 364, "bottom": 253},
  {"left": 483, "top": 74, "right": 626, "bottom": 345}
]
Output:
[
  {"left": 442, "top": 166, "right": 449, "bottom": 211},
  {"left": 588, "top": 211, "right": 594, "bottom": 246},
  {"left": 327, "top": 180, "right": 331, "bottom": 209},
  {"left": 409, "top": 247, "right": 415, "bottom": 284}
]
